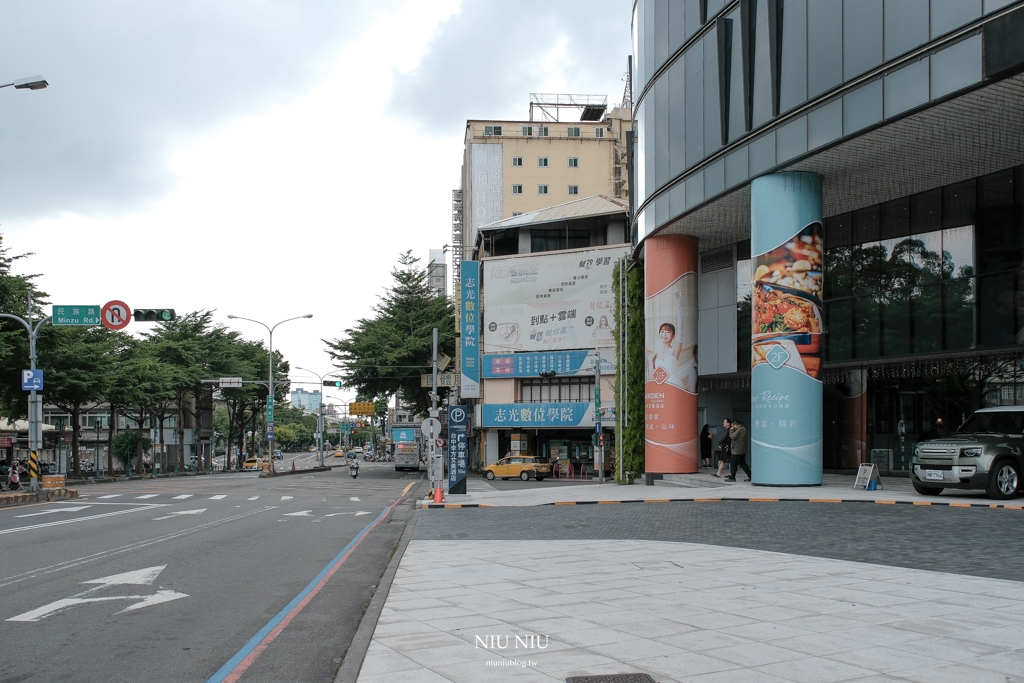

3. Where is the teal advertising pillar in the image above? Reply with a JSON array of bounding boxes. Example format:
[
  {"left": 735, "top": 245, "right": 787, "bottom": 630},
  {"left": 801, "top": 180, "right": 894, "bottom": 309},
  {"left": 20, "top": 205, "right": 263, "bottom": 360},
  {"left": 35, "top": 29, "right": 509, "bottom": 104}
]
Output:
[{"left": 750, "top": 173, "right": 823, "bottom": 485}]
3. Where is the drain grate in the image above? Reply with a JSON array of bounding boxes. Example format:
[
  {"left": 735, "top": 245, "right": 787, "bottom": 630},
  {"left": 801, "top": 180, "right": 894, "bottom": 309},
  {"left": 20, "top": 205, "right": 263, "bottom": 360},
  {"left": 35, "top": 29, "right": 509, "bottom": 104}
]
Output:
[{"left": 565, "top": 675, "right": 658, "bottom": 683}]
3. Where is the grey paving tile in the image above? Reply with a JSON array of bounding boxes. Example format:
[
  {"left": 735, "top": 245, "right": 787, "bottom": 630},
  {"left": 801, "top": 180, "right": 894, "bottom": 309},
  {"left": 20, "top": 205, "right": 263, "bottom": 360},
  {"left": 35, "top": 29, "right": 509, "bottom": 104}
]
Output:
[
  {"left": 356, "top": 642, "right": 424, "bottom": 676},
  {"left": 825, "top": 645, "right": 946, "bottom": 674},
  {"left": 755, "top": 656, "right": 876, "bottom": 683},
  {"left": 585, "top": 636, "right": 686, "bottom": 661},
  {"left": 656, "top": 629, "right": 752, "bottom": 652},
  {"left": 703, "top": 641, "right": 808, "bottom": 667},
  {"left": 627, "top": 651, "right": 739, "bottom": 678},
  {"left": 896, "top": 662, "right": 1024, "bottom": 683}
]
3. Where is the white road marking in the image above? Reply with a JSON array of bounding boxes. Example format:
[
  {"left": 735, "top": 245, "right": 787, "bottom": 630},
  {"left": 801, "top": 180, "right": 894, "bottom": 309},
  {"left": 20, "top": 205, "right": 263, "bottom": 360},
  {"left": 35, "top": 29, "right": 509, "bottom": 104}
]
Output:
[
  {"left": 97, "top": 494, "right": 122, "bottom": 499},
  {"left": 349, "top": 497, "right": 361, "bottom": 501},
  {"left": 280, "top": 496, "right": 293, "bottom": 501},
  {"left": 247, "top": 496, "right": 259, "bottom": 500},
  {"left": 283, "top": 510, "right": 313, "bottom": 517},
  {"left": 7, "top": 565, "right": 188, "bottom": 622},
  {"left": 152, "top": 509, "right": 207, "bottom": 521},
  {"left": 0, "top": 506, "right": 166, "bottom": 535},
  {"left": 355, "top": 511, "right": 371, "bottom": 516},
  {"left": 209, "top": 495, "right": 226, "bottom": 500},
  {"left": 136, "top": 494, "right": 159, "bottom": 499},
  {"left": 172, "top": 494, "right": 192, "bottom": 500},
  {"left": 16, "top": 506, "right": 92, "bottom": 518}
]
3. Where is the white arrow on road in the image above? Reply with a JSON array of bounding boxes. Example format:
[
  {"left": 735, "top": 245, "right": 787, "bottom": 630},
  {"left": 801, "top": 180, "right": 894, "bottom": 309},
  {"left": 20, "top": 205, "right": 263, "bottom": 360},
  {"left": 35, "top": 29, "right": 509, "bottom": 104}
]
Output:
[
  {"left": 283, "top": 510, "right": 313, "bottom": 517},
  {"left": 152, "top": 509, "right": 207, "bottom": 521},
  {"left": 15, "top": 506, "right": 91, "bottom": 518},
  {"left": 6, "top": 565, "right": 188, "bottom": 622}
]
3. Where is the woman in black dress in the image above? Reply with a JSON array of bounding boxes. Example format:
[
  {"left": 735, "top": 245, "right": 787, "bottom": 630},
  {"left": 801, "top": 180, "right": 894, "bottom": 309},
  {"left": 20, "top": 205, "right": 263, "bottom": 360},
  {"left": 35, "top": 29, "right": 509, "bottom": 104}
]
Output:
[{"left": 699, "top": 424, "right": 713, "bottom": 468}]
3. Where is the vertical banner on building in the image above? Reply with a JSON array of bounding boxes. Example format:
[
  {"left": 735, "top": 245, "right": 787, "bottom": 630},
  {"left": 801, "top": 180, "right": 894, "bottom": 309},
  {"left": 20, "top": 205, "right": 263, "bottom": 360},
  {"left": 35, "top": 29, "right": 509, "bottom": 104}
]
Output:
[
  {"left": 460, "top": 261, "right": 481, "bottom": 398},
  {"left": 750, "top": 172, "right": 824, "bottom": 485},
  {"left": 448, "top": 405, "right": 468, "bottom": 494},
  {"left": 644, "top": 235, "right": 699, "bottom": 473}
]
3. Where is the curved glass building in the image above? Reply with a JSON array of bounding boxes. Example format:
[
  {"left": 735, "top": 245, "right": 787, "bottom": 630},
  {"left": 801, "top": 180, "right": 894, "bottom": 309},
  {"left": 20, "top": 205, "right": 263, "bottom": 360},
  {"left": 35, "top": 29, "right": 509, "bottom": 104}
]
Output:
[{"left": 633, "top": 0, "right": 1024, "bottom": 481}]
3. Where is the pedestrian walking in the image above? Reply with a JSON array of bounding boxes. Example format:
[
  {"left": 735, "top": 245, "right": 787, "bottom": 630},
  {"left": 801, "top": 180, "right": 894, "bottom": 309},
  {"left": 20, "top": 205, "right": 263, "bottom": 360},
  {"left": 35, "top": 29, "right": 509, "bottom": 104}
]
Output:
[
  {"left": 552, "top": 459, "right": 560, "bottom": 479},
  {"left": 712, "top": 419, "right": 731, "bottom": 477},
  {"left": 699, "top": 424, "right": 712, "bottom": 468},
  {"left": 725, "top": 418, "right": 751, "bottom": 482}
]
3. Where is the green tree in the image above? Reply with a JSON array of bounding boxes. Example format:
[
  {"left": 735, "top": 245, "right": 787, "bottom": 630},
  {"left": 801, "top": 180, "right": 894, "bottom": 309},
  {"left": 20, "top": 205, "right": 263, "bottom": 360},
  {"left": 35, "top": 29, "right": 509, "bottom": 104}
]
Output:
[
  {"left": 613, "top": 258, "right": 645, "bottom": 479},
  {"left": 107, "top": 340, "right": 174, "bottom": 473},
  {"left": 325, "top": 251, "right": 455, "bottom": 415},
  {"left": 37, "top": 326, "right": 115, "bottom": 476},
  {"left": 0, "top": 235, "right": 47, "bottom": 420}
]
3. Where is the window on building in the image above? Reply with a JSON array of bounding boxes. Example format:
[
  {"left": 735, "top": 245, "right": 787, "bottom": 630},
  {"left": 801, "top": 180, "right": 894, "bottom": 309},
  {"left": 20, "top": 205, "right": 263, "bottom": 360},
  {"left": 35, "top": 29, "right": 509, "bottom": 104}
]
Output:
[
  {"left": 538, "top": 157, "right": 549, "bottom": 167},
  {"left": 567, "top": 127, "right": 581, "bottom": 137},
  {"left": 520, "top": 377, "right": 595, "bottom": 403},
  {"left": 538, "top": 185, "right": 549, "bottom": 195},
  {"left": 595, "top": 127, "right": 605, "bottom": 138},
  {"left": 512, "top": 212, "right": 523, "bottom": 216},
  {"left": 522, "top": 125, "right": 533, "bottom": 137},
  {"left": 538, "top": 126, "right": 549, "bottom": 137},
  {"left": 531, "top": 228, "right": 591, "bottom": 252},
  {"left": 568, "top": 185, "right": 579, "bottom": 195},
  {"left": 512, "top": 156, "right": 523, "bottom": 167},
  {"left": 511, "top": 184, "right": 523, "bottom": 194},
  {"left": 568, "top": 157, "right": 579, "bottom": 168},
  {"left": 484, "top": 125, "right": 502, "bottom": 136}
]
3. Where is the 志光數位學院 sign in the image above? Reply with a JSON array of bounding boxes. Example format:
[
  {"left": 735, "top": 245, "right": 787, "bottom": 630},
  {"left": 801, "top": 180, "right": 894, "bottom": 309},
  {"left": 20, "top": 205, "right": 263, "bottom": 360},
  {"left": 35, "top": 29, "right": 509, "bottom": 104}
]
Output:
[{"left": 52, "top": 306, "right": 101, "bottom": 326}]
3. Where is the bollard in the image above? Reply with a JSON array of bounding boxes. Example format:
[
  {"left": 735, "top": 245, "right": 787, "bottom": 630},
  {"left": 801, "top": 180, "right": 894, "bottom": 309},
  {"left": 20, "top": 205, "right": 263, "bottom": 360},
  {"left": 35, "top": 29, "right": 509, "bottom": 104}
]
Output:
[{"left": 291, "top": 460, "right": 296, "bottom": 472}]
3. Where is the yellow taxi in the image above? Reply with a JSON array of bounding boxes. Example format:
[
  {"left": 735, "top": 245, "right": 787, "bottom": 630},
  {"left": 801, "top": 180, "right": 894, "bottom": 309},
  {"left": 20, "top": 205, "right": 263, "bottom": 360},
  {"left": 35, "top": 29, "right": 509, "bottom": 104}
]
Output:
[
  {"left": 484, "top": 455, "right": 551, "bottom": 481},
  {"left": 242, "top": 457, "right": 263, "bottom": 471}
]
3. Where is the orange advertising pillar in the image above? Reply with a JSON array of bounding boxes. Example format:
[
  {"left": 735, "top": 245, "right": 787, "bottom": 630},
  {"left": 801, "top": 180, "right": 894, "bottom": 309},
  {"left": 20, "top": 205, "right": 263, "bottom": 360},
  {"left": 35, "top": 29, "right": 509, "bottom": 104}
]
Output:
[{"left": 644, "top": 235, "right": 699, "bottom": 473}]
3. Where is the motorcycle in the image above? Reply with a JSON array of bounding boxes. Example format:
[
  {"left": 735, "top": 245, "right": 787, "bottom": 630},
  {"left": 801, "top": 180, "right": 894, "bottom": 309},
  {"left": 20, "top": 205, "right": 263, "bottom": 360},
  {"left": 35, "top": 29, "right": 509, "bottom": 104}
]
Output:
[
  {"left": 349, "top": 461, "right": 359, "bottom": 479},
  {"left": 7, "top": 470, "right": 21, "bottom": 491}
]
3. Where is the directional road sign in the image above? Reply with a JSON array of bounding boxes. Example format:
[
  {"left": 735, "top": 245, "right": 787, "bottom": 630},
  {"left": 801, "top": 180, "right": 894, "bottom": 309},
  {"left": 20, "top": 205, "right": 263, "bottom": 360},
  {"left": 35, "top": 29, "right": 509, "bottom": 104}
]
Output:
[
  {"left": 101, "top": 300, "right": 131, "bottom": 331},
  {"left": 266, "top": 398, "right": 274, "bottom": 423},
  {"left": 219, "top": 377, "right": 243, "bottom": 388},
  {"left": 21, "top": 370, "right": 43, "bottom": 391},
  {"left": 52, "top": 305, "right": 101, "bottom": 326}
]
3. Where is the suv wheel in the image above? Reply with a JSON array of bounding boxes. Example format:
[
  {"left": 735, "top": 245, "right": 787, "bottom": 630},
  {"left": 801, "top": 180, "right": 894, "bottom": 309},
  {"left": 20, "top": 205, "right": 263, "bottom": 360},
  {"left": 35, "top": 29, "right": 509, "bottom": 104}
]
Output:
[
  {"left": 485, "top": 471, "right": 495, "bottom": 480},
  {"left": 987, "top": 460, "right": 1020, "bottom": 500},
  {"left": 520, "top": 471, "right": 530, "bottom": 481},
  {"left": 912, "top": 482, "right": 942, "bottom": 496}
]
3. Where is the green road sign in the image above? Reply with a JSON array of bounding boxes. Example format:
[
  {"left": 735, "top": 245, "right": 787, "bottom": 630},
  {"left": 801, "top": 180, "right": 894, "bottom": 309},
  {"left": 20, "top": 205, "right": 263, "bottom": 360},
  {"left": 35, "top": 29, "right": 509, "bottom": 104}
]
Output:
[
  {"left": 52, "top": 306, "right": 101, "bottom": 326},
  {"left": 341, "top": 423, "right": 352, "bottom": 432},
  {"left": 266, "top": 398, "right": 274, "bottom": 423}
]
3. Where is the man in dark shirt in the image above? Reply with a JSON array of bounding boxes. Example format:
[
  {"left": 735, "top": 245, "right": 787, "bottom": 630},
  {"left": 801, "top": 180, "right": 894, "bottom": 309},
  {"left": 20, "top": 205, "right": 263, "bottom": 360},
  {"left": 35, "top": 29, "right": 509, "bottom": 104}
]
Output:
[{"left": 725, "top": 419, "right": 751, "bottom": 482}]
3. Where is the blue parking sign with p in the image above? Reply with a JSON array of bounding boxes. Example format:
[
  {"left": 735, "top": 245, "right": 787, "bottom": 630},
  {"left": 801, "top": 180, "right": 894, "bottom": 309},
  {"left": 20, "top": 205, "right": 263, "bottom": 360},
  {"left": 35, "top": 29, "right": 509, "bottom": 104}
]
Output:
[{"left": 22, "top": 369, "right": 43, "bottom": 391}]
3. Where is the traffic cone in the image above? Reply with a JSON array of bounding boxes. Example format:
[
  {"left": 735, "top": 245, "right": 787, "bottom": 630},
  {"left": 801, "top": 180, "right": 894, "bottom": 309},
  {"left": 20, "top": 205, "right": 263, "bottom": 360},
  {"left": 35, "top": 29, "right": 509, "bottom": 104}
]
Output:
[
  {"left": 291, "top": 460, "right": 296, "bottom": 472},
  {"left": 433, "top": 483, "right": 443, "bottom": 504}
]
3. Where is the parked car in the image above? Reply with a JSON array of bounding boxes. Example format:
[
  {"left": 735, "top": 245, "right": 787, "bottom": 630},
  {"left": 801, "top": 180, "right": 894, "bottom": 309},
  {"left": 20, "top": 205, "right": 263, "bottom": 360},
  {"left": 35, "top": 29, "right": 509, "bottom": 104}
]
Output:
[
  {"left": 484, "top": 455, "right": 550, "bottom": 481},
  {"left": 242, "top": 457, "right": 263, "bottom": 471},
  {"left": 272, "top": 450, "right": 283, "bottom": 460},
  {"left": 911, "top": 406, "right": 1023, "bottom": 500}
]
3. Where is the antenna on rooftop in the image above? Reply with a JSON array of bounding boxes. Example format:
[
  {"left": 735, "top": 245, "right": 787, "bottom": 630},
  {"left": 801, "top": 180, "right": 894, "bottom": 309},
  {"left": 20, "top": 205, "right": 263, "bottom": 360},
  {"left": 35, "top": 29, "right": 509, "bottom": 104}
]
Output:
[{"left": 529, "top": 93, "right": 608, "bottom": 122}]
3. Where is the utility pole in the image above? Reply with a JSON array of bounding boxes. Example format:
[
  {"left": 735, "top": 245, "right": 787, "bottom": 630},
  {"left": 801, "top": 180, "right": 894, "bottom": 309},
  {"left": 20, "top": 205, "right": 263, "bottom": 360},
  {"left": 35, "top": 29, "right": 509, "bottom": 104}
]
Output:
[{"left": 594, "top": 355, "right": 604, "bottom": 484}]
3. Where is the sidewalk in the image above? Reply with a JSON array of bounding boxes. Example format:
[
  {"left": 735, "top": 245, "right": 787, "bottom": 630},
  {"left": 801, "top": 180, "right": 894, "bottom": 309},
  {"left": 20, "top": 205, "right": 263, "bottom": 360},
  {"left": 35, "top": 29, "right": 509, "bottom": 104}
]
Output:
[{"left": 430, "top": 471, "right": 1019, "bottom": 509}]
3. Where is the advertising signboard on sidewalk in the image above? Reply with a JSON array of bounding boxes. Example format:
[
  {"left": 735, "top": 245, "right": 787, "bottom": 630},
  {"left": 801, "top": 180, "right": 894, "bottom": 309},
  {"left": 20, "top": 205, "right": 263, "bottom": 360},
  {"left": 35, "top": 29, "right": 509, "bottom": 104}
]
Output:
[{"left": 447, "top": 406, "right": 468, "bottom": 495}]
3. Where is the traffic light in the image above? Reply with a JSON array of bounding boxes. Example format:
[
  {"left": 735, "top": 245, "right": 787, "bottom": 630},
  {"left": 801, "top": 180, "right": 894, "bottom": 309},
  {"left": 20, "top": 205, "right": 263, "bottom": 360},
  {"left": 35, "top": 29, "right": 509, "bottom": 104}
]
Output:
[
  {"left": 323, "top": 380, "right": 343, "bottom": 388},
  {"left": 134, "top": 309, "right": 176, "bottom": 322}
]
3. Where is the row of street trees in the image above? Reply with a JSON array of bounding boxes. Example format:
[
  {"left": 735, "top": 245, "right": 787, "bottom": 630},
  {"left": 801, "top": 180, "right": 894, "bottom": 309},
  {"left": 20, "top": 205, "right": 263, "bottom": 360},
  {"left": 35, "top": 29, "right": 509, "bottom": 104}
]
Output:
[{"left": 0, "top": 236, "right": 290, "bottom": 476}]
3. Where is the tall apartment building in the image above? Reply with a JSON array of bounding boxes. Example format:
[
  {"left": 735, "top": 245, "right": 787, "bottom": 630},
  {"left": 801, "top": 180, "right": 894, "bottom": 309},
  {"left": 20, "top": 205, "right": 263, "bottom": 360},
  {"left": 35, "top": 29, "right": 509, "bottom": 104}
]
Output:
[
  {"left": 427, "top": 248, "right": 446, "bottom": 296},
  {"left": 289, "top": 388, "right": 321, "bottom": 412},
  {"left": 460, "top": 96, "right": 633, "bottom": 256}
]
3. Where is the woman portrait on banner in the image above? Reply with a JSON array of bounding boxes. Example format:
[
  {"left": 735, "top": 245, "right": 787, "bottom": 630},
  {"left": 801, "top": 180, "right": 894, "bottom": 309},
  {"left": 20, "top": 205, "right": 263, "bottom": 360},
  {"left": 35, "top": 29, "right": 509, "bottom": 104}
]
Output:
[{"left": 647, "top": 286, "right": 697, "bottom": 393}]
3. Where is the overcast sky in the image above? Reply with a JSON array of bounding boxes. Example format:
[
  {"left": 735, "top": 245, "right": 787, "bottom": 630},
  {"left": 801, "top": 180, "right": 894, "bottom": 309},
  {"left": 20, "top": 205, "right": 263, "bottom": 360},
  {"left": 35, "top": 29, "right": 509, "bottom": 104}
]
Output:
[{"left": 0, "top": 0, "right": 630, "bottom": 404}]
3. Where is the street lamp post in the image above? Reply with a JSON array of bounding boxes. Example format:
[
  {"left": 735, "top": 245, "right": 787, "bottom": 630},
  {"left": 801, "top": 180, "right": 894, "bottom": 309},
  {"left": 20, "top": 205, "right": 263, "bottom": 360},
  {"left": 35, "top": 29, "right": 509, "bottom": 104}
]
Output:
[
  {"left": 227, "top": 314, "right": 312, "bottom": 475},
  {"left": 95, "top": 421, "right": 101, "bottom": 479},
  {"left": 295, "top": 367, "right": 344, "bottom": 469}
]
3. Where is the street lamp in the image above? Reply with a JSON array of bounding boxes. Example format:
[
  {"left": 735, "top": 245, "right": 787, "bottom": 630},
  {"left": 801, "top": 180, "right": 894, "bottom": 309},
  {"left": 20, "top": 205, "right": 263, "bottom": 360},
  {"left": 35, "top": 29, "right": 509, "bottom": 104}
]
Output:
[
  {"left": 0, "top": 75, "right": 48, "bottom": 91},
  {"left": 295, "top": 367, "right": 343, "bottom": 468},
  {"left": 226, "top": 314, "right": 312, "bottom": 475}
]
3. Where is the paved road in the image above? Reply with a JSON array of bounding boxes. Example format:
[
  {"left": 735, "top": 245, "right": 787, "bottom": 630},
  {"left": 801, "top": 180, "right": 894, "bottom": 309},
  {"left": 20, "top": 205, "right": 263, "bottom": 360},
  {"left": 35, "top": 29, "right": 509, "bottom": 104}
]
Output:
[
  {"left": 415, "top": 500, "right": 1024, "bottom": 582},
  {"left": 0, "top": 462, "right": 425, "bottom": 683}
]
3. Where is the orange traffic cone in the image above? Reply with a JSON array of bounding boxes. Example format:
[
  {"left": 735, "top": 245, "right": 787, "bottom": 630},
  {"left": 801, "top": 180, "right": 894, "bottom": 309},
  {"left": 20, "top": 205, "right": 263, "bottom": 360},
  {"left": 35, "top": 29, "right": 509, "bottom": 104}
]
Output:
[
  {"left": 291, "top": 460, "right": 296, "bottom": 472},
  {"left": 433, "top": 484, "right": 443, "bottom": 504}
]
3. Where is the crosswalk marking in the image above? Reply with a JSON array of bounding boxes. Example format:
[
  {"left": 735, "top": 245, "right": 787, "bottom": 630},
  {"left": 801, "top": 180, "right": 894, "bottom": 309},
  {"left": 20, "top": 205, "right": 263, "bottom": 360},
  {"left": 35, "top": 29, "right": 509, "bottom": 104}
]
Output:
[
  {"left": 97, "top": 494, "right": 122, "bottom": 499},
  {"left": 172, "top": 494, "right": 192, "bottom": 500},
  {"left": 247, "top": 496, "right": 259, "bottom": 500},
  {"left": 136, "top": 494, "right": 159, "bottom": 499},
  {"left": 209, "top": 495, "right": 226, "bottom": 500},
  {"left": 280, "top": 496, "right": 293, "bottom": 501}
]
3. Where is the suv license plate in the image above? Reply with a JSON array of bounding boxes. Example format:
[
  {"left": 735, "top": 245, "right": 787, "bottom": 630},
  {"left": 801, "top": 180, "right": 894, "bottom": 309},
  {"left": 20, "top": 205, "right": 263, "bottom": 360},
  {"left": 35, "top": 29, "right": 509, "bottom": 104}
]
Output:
[{"left": 925, "top": 470, "right": 944, "bottom": 481}]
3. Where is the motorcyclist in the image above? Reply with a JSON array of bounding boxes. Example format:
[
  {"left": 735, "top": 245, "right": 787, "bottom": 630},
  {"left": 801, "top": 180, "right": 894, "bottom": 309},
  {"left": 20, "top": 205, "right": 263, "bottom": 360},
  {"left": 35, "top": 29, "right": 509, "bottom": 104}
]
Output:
[{"left": 349, "top": 458, "right": 360, "bottom": 478}]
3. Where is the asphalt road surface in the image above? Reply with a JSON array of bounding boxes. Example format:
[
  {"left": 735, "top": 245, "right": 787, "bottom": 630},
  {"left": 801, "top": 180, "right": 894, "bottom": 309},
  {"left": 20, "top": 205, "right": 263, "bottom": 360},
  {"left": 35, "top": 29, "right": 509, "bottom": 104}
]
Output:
[{"left": 0, "top": 461, "right": 424, "bottom": 683}]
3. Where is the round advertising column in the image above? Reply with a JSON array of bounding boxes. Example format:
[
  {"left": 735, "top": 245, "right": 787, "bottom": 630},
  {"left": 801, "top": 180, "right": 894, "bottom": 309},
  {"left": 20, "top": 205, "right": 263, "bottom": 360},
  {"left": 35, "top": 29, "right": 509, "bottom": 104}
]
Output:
[
  {"left": 644, "top": 234, "right": 699, "bottom": 474},
  {"left": 750, "top": 172, "right": 824, "bottom": 485}
]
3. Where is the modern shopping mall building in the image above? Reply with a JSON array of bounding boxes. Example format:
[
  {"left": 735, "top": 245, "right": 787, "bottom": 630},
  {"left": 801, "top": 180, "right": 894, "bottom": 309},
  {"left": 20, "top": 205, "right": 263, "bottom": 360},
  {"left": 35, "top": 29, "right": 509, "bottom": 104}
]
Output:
[{"left": 632, "top": 0, "right": 1024, "bottom": 483}]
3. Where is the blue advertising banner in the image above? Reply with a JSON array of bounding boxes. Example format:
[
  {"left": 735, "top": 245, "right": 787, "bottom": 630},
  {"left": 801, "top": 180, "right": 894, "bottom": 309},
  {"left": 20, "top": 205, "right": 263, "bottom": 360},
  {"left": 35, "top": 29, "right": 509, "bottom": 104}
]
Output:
[
  {"left": 392, "top": 428, "right": 417, "bottom": 442},
  {"left": 460, "top": 261, "right": 481, "bottom": 398},
  {"left": 481, "top": 350, "right": 615, "bottom": 378},
  {"left": 481, "top": 402, "right": 615, "bottom": 428},
  {"left": 750, "top": 172, "right": 823, "bottom": 486},
  {"left": 447, "top": 405, "right": 468, "bottom": 494}
]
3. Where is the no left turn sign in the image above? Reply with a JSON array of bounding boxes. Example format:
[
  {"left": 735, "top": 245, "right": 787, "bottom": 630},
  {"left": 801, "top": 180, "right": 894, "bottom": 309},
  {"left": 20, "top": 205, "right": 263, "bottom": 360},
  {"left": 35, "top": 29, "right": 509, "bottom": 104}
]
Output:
[{"left": 101, "top": 300, "right": 131, "bottom": 330}]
